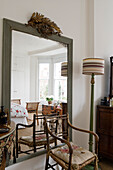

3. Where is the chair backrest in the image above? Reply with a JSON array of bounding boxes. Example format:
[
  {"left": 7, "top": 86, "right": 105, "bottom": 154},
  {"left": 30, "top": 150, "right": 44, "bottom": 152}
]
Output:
[
  {"left": 45, "top": 114, "right": 69, "bottom": 150},
  {"left": 11, "top": 99, "right": 21, "bottom": 105},
  {"left": 26, "top": 102, "right": 39, "bottom": 114},
  {"left": 32, "top": 113, "right": 59, "bottom": 151},
  {"left": 32, "top": 114, "right": 46, "bottom": 148}
]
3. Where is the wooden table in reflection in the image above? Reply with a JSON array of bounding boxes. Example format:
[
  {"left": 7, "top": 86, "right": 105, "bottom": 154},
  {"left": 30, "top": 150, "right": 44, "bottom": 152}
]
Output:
[
  {"left": 0, "top": 121, "right": 15, "bottom": 170},
  {"left": 42, "top": 104, "right": 62, "bottom": 115}
]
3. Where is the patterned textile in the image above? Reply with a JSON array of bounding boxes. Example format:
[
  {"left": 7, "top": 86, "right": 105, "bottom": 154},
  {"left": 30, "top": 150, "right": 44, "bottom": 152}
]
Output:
[
  {"left": 19, "top": 134, "right": 54, "bottom": 147},
  {"left": 11, "top": 103, "right": 28, "bottom": 118},
  {"left": 20, "top": 134, "right": 46, "bottom": 142},
  {"left": 52, "top": 142, "right": 96, "bottom": 169},
  {"left": 0, "top": 132, "right": 15, "bottom": 165}
]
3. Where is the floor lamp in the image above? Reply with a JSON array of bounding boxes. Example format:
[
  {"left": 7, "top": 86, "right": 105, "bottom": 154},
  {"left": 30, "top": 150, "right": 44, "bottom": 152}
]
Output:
[{"left": 82, "top": 58, "right": 104, "bottom": 152}]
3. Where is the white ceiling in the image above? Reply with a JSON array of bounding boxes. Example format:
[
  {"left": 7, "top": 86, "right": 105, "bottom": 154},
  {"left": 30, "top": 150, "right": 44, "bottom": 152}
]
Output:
[{"left": 12, "top": 30, "right": 67, "bottom": 56}]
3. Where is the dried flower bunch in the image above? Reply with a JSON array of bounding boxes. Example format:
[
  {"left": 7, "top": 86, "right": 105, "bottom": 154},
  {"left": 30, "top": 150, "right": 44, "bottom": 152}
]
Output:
[{"left": 26, "top": 12, "right": 62, "bottom": 37}]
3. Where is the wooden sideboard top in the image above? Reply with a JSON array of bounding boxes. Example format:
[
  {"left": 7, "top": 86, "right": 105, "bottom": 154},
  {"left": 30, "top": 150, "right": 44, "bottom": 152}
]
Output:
[{"left": 97, "top": 105, "right": 113, "bottom": 109}]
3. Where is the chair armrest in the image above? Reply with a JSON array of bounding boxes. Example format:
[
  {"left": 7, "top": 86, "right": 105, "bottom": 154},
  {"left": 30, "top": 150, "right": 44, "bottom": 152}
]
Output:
[
  {"left": 48, "top": 128, "right": 73, "bottom": 152},
  {"left": 16, "top": 122, "right": 34, "bottom": 158},
  {"left": 68, "top": 120, "right": 99, "bottom": 154},
  {"left": 16, "top": 122, "right": 33, "bottom": 143},
  {"left": 16, "top": 122, "right": 33, "bottom": 130}
]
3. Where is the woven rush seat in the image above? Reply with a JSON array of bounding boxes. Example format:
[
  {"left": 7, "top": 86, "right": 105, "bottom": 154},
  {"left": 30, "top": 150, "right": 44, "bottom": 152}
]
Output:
[
  {"left": 51, "top": 142, "right": 97, "bottom": 169},
  {"left": 18, "top": 134, "right": 55, "bottom": 147}
]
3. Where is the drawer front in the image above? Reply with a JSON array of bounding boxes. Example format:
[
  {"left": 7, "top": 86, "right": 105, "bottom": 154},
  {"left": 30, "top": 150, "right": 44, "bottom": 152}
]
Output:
[
  {"left": 99, "top": 134, "right": 113, "bottom": 155},
  {"left": 100, "top": 111, "right": 113, "bottom": 131}
]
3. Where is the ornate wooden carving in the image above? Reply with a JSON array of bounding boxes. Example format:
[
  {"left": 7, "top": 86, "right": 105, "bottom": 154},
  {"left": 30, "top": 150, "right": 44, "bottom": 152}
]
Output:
[{"left": 26, "top": 12, "right": 63, "bottom": 37}]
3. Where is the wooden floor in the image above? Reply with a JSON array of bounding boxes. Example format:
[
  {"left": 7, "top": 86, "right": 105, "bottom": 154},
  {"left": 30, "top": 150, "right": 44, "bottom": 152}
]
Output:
[{"left": 99, "top": 158, "right": 113, "bottom": 170}]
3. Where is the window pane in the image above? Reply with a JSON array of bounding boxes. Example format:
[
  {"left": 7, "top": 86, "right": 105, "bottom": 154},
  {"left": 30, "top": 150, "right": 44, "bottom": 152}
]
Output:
[
  {"left": 54, "top": 63, "right": 61, "bottom": 79},
  {"left": 39, "top": 63, "right": 49, "bottom": 79},
  {"left": 39, "top": 80, "right": 49, "bottom": 100},
  {"left": 54, "top": 79, "right": 67, "bottom": 100}
]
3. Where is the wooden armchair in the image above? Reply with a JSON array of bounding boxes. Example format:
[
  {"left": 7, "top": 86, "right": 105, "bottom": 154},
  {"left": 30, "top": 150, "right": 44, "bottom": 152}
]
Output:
[
  {"left": 16, "top": 114, "right": 56, "bottom": 158},
  {"left": 44, "top": 114, "right": 99, "bottom": 170}
]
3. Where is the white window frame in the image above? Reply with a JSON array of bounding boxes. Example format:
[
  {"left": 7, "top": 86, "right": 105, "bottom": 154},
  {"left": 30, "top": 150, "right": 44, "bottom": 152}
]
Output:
[{"left": 36, "top": 55, "right": 67, "bottom": 102}]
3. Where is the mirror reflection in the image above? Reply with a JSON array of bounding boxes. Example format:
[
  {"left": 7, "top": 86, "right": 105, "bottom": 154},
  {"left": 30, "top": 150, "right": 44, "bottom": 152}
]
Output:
[{"left": 11, "top": 30, "right": 67, "bottom": 158}]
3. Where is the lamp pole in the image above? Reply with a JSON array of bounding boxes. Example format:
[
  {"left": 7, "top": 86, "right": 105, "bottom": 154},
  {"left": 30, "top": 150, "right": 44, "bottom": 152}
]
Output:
[
  {"left": 83, "top": 57, "right": 104, "bottom": 152},
  {"left": 89, "top": 73, "right": 95, "bottom": 152}
]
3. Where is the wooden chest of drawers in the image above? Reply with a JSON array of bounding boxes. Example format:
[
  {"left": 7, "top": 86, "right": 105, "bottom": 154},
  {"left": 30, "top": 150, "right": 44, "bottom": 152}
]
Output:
[{"left": 97, "top": 105, "right": 113, "bottom": 160}]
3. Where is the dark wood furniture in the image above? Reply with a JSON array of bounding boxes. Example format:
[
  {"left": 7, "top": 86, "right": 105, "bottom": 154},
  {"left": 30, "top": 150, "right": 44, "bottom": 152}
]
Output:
[
  {"left": 97, "top": 105, "right": 113, "bottom": 160},
  {"left": 61, "top": 102, "right": 67, "bottom": 115},
  {"left": 42, "top": 104, "right": 62, "bottom": 115},
  {"left": 55, "top": 107, "right": 62, "bottom": 115},
  {"left": 45, "top": 114, "right": 99, "bottom": 170},
  {"left": 110, "top": 56, "right": 113, "bottom": 98},
  {"left": 42, "top": 104, "right": 55, "bottom": 115},
  {"left": 0, "top": 121, "right": 15, "bottom": 170}
]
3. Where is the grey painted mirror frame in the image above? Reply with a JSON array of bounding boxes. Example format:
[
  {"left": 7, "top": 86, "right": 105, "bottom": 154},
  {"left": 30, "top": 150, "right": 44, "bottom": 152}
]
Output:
[{"left": 2, "top": 18, "right": 73, "bottom": 163}]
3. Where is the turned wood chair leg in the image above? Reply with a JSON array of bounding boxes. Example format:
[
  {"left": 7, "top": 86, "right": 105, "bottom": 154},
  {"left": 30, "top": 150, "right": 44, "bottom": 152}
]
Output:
[
  {"left": 45, "top": 154, "right": 49, "bottom": 170},
  {"left": 16, "top": 143, "right": 18, "bottom": 158},
  {"left": 13, "top": 142, "right": 16, "bottom": 163},
  {"left": 55, "top": 139, "right": 57, "bottom": 146},
  {"left": 94, "top": 157, "right": 98, "bottom": 170},
  {"left": 16, "top": 144, "right": 21, "bottom": 158},
  {"left": 40, "top": 119, "right": 43, "bottom": 128}
]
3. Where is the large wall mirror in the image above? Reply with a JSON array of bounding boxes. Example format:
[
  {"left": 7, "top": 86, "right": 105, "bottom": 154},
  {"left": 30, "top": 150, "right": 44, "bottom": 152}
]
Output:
[{"left": 2, "top": 18, "right": 73, "bottom": 164}]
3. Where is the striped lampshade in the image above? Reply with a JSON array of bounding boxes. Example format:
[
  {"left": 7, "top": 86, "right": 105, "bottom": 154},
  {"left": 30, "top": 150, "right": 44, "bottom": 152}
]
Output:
[
  {"left": 83, "top": 58, "right": 104, "bottom": 75},
  {"left": 61, "top": 62, "right": 67, "bottom": 76}
]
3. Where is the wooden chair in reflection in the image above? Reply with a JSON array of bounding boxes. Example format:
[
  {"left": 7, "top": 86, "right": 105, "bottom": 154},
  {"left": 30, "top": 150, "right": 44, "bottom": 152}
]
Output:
[
  {"left": 26, "top": 102, "right": 40, "bottom": 124},
  {"left": 11, "top": 99, "right": 21, "bottom": 105},
  {"left": 45, "top": 114, "right": 99, "bottom": 170},
  {"left": 16, "top": 114, "right": 57, "bottom": 158},
  {"left": 26, "top": 102, "right": 39, "bottom": 115}
]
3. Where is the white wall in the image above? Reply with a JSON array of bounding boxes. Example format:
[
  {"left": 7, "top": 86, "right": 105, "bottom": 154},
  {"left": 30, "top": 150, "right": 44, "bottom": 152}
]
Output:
[
  {"left": 0, "top": 0, "right": 92, "bottom": 148},
  {"left": 94, "top": 0, "right": 113, "bottom": 100}
]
